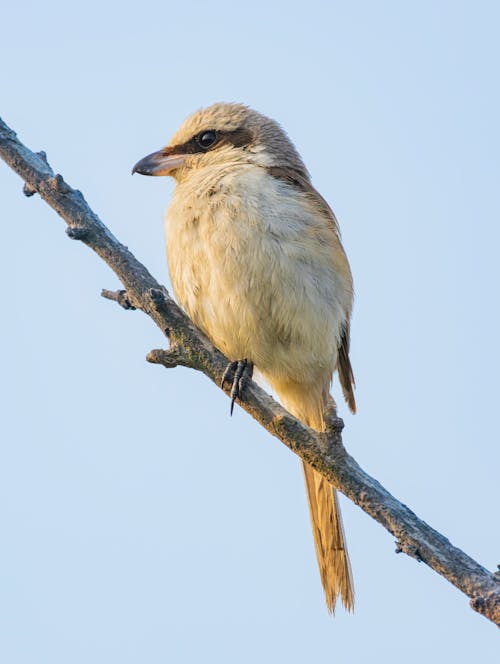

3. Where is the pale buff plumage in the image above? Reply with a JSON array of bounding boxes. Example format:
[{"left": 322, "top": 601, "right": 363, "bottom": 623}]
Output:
[{"left": 133, "top": 103, "right": 356, "bottom": 612}]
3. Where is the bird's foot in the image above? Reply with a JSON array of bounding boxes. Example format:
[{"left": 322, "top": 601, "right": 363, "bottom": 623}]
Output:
[{"left": 221, "top": 359, "right": 254, "bottom": 415}]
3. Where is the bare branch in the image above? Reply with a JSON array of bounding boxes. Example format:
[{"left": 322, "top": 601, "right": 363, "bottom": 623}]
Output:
[{"left": 1, "top": 116, "right": 498, "bottom": 627}]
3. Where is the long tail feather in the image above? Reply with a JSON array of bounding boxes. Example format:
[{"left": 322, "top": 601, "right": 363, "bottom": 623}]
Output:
[
  {"left": 302, "top": 462, "right": 354, "bottom": 612},
  {"left": 269, "top": 377, "right": 355, "bottom": 613}
]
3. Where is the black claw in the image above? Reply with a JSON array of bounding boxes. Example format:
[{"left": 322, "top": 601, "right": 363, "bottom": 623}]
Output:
[
  {"left": 238, "top": 360, "right": 253, "bottom": 394},
  {"left": 221, "top": 359, "right": 253, "bottom": 415},
  {"left": 221, "top": 361, "right": 238, "bottom": 390},
  {"left": 230, "top": 361, "right": 246, "bottom": 414}
]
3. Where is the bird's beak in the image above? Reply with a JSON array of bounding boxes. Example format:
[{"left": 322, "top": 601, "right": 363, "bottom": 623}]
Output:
[{"left": 132, "top": 149, "right": 186, "bottom": 176}]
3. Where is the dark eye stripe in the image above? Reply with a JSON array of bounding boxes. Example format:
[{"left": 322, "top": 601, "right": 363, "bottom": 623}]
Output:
[
  {"left": 222, "top": 127, "right": 253, "bottom": 148},
  {"left": 163, "top": 127, "right": 254, "bottom": 157}
]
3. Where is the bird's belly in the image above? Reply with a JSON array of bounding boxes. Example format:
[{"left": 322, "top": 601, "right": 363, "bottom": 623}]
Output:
[{"left": 166, "top": 200, "right": 347, "bottom": 385}]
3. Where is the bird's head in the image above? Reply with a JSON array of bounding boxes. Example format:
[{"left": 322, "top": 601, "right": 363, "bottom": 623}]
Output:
[{"left": 132, "top": 102, "right": 308, "bottom": 182}]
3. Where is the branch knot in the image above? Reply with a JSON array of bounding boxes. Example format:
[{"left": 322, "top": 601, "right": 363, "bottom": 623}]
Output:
[
  {"left": 395, "top": 540, "right": 423, "bottom": 562},
  {"left": 66, "top": 226, "right": 90, "bottom": 240}
]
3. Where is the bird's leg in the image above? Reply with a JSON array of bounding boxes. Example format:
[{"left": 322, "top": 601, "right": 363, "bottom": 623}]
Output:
[
  {"left": 221, "top": 359, "right": 254, "bottom": 415},
  {"left": 221, "top": 360, "right": 238, "bottom": 389}
]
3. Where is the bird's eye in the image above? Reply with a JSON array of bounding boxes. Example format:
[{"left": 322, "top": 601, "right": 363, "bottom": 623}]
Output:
[{"left": 196, "top": 130, "right": 218, "bottom": 149}]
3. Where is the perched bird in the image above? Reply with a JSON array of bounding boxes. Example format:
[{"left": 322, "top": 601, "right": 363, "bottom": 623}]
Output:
[{"left": 133, "top": 103, "right": 356, "bottom": 613}]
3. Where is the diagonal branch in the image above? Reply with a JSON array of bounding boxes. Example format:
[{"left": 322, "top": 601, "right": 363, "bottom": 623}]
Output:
[{"left": 1, "top": 116, "right": 498, "bottom": 627}]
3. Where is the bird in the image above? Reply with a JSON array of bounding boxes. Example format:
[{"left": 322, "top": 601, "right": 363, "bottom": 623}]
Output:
[{"left": 133, "top": 103, "right": 356, "bottom": 613}]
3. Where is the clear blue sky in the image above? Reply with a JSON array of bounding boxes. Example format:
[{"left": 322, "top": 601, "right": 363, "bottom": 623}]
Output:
[{"left": 1, "top": 1, "right": 499, "bottom": 661}]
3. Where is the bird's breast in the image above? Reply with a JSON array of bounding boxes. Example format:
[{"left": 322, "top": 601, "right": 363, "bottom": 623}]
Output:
[{"left": 165, "top": 165, "right": 352, "bottom": 384}]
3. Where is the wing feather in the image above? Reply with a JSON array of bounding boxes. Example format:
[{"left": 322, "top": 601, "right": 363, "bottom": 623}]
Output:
[{"left": 267, "top": 166, "right": 356, "bottom": 413}]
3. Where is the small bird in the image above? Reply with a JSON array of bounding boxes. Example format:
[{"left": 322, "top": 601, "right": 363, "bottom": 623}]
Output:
[{"left": 133, "top": 103, "right": 356, "bottom": 613}]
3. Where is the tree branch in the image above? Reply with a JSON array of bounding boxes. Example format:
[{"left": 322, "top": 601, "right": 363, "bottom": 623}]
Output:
[{"left": 1, "top": 116, "right": 498, "bottom": 627}]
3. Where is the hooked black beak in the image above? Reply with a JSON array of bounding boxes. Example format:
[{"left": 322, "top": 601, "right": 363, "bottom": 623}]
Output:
[{"left": 132, "top": 150, "right": 186, "bottom": 176}]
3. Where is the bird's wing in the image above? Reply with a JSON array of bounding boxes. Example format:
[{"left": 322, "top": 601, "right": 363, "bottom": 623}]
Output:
[
  {"left": 337, "top": 321, "right": 356, "bottom": 413},
  {"left": 266, "top": 166, "right": 356, "bottom": 413},
  {"left": 266, "top": 166, "right": 342, "bottom": 235}
]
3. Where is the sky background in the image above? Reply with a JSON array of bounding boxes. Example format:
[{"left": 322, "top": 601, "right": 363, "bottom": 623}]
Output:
[{"left": 1, "top": 1, "right": 499, "bottom": 661}]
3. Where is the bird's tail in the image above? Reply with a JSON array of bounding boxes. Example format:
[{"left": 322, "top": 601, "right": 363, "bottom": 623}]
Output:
[{"left": 270, "top": 377, "right": 354, "bottom": 613}]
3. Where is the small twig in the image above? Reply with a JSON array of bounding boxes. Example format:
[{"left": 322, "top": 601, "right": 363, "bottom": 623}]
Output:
[
  {"left": 101, "top": 288, "right": 136, "bottom": 310},
  {"left": 146, "top": 345, "right": 193, "bottom": 369}
]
